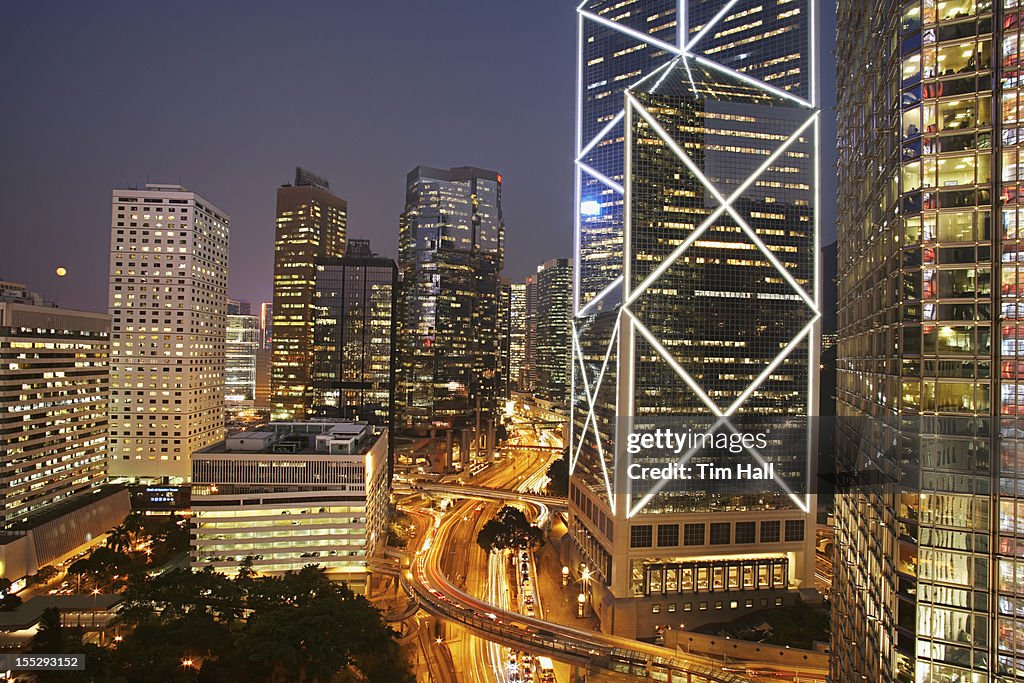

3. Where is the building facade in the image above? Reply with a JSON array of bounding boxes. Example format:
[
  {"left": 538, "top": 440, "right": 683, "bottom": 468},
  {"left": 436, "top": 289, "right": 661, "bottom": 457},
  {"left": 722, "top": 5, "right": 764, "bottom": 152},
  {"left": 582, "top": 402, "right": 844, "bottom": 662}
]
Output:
[
  {"left": 0, "top": 282, "right": 110, "bottom": 525},
  {"left": 833, "top": 1, "right": 1024, "bottom": 680},
  {"left": 523, "top": 273, "right": 539, "bottom": 393},
  {"left": 397, "top": 165, "right": 504, "bottom": 461},
  {"left": 107, "top": 184, "right": 229, "bottom": 481},
  {"left": 498, "top": 279, "right": 513, "bottom": 401},
  {"left": 569, "top": 0, "right": 819, "bottom": 638},
  {"left": 190, "top": 421, "right": 388, "bottom": 591},
  {"left": 226, "top": 299, "right": 259, "bottom": 418},
  {"left": 509, "top": 281, "right": 527, "bottom": 393},
  {"left": 259, "top": 302, "right": 273, "bottom": 351},
  {"left": 311, "top": 246, "right": 398, "bottom": 428},
  {"left": 271, "top": 167, "right": 347, "bottom": 420},
  {"left": 535, "top": 258, "right": 573, "bottom": 406}
]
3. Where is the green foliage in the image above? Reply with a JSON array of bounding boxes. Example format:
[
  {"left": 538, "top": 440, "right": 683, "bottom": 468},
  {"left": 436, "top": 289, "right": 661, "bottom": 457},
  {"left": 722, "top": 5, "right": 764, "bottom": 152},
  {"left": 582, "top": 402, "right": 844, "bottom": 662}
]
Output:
[
  {"left": 119, "top": 567, "right": 244, "bottom": 625},
  {"left": 546, "top": 450, "right": 569, "bottom": 496},
  {"left": 387, "top": 510, "right": 415, "bottom": 549},
  {"left": 29, "top": 565, "right": 59, "bottom": 586},
  {"left": 105, "top": 563, "right": 414, "bottom": 682},
  {"left": 477, "top": 505, "right": 545, "bottom": 553},
  {"left": 30, "top": 608, "right": 69, "bottom": 653}
]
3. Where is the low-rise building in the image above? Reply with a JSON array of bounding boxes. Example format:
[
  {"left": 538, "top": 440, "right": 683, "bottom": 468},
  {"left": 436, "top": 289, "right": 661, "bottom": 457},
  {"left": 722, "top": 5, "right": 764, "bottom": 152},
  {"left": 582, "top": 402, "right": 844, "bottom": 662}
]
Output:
[{"left": 189, "top": 421, "right": 388, "bottom": 591}]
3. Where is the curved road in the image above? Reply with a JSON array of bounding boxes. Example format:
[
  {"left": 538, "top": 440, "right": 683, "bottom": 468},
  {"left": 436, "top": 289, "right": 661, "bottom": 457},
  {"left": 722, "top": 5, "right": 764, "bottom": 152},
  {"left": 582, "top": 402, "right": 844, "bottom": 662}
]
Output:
[
  {"left": 398, "top": 431, "right": 827, "bottom": 683},
  {"left": 404, "top": 503, "right": 757, "bottom": 682}
]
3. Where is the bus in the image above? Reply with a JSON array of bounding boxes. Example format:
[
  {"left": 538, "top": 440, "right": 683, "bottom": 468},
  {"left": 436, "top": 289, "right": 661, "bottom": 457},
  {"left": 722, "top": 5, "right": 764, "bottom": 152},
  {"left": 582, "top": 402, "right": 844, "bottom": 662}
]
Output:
[{"left": 537, "top": 656, "right": 555, "bottom": 682}]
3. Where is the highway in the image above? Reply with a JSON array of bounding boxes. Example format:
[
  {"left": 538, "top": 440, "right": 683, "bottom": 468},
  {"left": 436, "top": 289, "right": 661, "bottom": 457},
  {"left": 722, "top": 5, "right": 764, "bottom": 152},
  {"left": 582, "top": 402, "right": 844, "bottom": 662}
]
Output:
[{"left": 398, "top": 422, "right": 828, "bottom": 683}]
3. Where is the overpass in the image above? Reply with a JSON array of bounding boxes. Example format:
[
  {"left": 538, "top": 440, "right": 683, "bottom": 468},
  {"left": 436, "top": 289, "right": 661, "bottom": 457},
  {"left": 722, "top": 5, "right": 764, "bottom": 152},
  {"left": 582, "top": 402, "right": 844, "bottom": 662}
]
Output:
[
  {"left": 414, "top": 482, "right": 567, "bottom": 511},
  {"left": 402, "top": 506, "right": 762, "bottom": 683}
]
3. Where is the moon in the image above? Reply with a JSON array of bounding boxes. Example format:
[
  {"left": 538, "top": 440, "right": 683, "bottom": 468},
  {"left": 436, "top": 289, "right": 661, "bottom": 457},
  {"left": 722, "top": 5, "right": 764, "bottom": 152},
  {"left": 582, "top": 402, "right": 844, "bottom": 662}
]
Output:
[{"left": 55, "top": 267, "right": 67, "bottom": 277}]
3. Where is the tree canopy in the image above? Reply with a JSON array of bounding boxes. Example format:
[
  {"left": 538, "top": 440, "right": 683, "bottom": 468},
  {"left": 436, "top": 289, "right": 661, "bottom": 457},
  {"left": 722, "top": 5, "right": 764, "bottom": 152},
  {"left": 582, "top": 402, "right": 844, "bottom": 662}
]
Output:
[
  {"left": 101, "top": 563, "right": 411, "bottom": 683},
  {"left": 477, "top": 506, "right": 545, "bottom": 553},
  {"left": 546, "top": 449, "right": 569, "bottom": 497}
]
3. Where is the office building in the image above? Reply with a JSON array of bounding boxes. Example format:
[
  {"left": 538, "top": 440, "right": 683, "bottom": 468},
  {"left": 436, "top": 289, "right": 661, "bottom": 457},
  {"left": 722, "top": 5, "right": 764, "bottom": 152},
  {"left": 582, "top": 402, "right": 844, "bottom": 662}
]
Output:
[
  {"left": 311, "top": 242, "right": 398, "bottom": 429},
  {"left": 523, "top": 273, "right": 538, "bottom": 392},
  {"left": 397, "top": 165, "right": 504, "bottom": 464},
  {"left": 509, "top": 281, "right": 527, "bottom": 393},
  {"left": 535, "top": 258, "right": 573, "bottom": 406},
  {"left": 833, "top": 1, "right": 1016, "bottom": 680},
  {"left": 271, "top": 167, "right": 347, "bottom": 420},
  {"left": 190, "top": 420, "right": 388, "bottom": 591},
  {"left": 259, "top": 302, "right": 273, "bottom": 351},
  {"left": 226, "top": 299, "right": 260, "bottom": 418},
  {"left": 0, "top": 281, "right": 109, "bottom": 524},
  {"left": 568, "top": 0, "right": 819, "bottom": 638},
  {"left": 107, "top": 183, "right": 229, "bottom": 481},
  {"left": 498, "top": 279, "right": 513, "bottom": 401}
]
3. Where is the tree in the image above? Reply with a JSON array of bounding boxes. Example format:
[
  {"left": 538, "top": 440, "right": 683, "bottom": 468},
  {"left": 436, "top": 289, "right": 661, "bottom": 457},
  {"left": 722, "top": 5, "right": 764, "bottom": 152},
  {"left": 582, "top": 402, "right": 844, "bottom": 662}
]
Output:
[
  {"left": 29, "top": 565, "right": 59, "bottom": 587},
  {"left": 31, "top": 608, "right": 71, "bottom": 653},
  {"left": 476, "top": 506, "right": 544, "bottom": 553},
  {"left": 237, "top": 584, "right": 412, "bottom": 683},
  {"left": 546, "top": 449, "right": 569, "bottom": 496},
  {"left": 108, "top": 564, "right": 414, "bottom": 682}
]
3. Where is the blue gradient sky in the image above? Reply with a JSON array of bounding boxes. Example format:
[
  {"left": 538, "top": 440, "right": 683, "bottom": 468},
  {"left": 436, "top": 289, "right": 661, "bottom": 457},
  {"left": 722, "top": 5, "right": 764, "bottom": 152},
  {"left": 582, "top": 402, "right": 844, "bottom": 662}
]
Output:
[{"left": 0, "top": 1, "right": 837, "bottom": 311}]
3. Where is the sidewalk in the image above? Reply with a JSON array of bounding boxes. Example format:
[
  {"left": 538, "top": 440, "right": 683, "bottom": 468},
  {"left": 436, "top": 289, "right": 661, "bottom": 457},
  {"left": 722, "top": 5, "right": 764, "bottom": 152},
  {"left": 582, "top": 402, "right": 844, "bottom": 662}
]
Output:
[{"left": 534, "top": 537, "right": 599, "bottom": 631}]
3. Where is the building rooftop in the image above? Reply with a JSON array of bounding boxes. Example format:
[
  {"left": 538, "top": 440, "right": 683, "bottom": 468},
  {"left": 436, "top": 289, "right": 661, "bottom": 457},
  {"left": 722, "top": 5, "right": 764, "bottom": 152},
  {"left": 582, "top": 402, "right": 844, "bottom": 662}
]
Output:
[{"left": 200, "top": 421, "right": 382, "bottom": 457}]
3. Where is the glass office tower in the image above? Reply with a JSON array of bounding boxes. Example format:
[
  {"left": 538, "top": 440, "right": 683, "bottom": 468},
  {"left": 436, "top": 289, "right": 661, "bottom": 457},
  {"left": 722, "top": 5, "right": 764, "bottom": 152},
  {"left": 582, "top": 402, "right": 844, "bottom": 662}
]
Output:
[
  {"left": 271, "top": 167, "right": 347, "bottom": 420},
  {"left": 226, "top": 300, "right": 259, "bottom": 417},
  {"left": 832, "top": 0, "right": 1024, "bottom": 680},
  {"left": 398, "top": 166, "right": 504, "bottom": 460},
  {"left": 536, "top": 258, "right": 574, "bottom": 406},
  {"left": 569, "top": 0, "right": 819, "bottom": 638},
  {"left": 311, "top": 250, "right": 398, "bottom": 427}
]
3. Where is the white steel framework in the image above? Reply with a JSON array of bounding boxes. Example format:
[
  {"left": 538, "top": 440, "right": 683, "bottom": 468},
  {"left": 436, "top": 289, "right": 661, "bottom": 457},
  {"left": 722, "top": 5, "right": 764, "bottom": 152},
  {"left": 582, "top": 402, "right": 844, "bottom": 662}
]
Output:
[{"left": 572, "top": 0, "right": 820, "bottom": 517}]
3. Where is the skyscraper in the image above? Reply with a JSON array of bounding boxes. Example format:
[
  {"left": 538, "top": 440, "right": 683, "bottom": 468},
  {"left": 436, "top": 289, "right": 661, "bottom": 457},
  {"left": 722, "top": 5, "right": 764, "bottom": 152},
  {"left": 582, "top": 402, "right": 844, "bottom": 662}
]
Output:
[
  {"left": 509, "top": 281, "right": 527, "bottom": 393},
  {"left": 226, "top": 299, "right": 259, "bottom": 418},
  {"left": 397, "top": 165, "right": 504, "bottom": 463},
  {"left": 535, "top": 258, "right": 573, "bottom": 406},
  {"left": 311, "top": 242, "right": 398, "bottom": 429},
  {"left": 833, "top": 1, "right": 1010, "bottom": 680},
  {"left": 259, "top": 301, "right": 273, "bottom": 351},
  {"left": 569, "top": 0, "right": 819, "bottom": 638},
  {"left": 271, "top": 167, "right": 347, "bottom": 420},
  {"left": 498, "top": 278, "right": 514, "bottom": 401},
  {"left": 523, "top": 273, "right": 538, "bottom": 393},
  {"left": 0, "top": 281, "right": 109, "bottom": 524},
  {"left": 107, "top": 184, "right": 229, "bottom": 481}
]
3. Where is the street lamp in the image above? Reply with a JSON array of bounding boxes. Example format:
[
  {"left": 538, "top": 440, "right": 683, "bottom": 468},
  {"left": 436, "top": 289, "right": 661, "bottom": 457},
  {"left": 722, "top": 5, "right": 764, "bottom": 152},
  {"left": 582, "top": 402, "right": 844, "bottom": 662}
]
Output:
[
  {"left": 561, "top": 566, "right": 569, "bottom": 587},
  {"left": 577, "top": 592, "right": 586, "bottom": 617}
]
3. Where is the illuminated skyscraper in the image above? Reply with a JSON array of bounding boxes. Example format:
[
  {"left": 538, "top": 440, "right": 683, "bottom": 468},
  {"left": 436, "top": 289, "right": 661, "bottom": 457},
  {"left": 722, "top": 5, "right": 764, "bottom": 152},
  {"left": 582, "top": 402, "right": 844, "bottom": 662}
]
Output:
[
  {"left": 311, "top": 243, "right": 398, "bottom": 428},
  {"left": 259, "top": 302, "right": 273, "bottom": 351},
  {"left": 535, "top": 258, "right": 573, "bottom": 406},
  {"left": 569, "top": 0, "right": 819, "bottom": 638},
  {"left": 271, "top": 167, "right": 347, "bottom": 420},
  {"left": 833, "top": 1, "right": 1022, "bottom": 680},
  {"left": 226, "top": 299, "right": 259, "bottom": 418},
  {"left": 398, "top": 166, "right": 504, "bottom": 460},
  {"left": 107, "top": 184, "right": 229, "bottom": 481},
  {"left": 0, "top": 282, "right": 109, "bottom": 524},
  {"left": 498, "top": 278, "right": 513, "bottom": 400},
  {"left": 523, "top": 273, "right": 538, "bottom": 392},
  {"left": 509, "top": 281, "right": 527, "bottom": 392}
]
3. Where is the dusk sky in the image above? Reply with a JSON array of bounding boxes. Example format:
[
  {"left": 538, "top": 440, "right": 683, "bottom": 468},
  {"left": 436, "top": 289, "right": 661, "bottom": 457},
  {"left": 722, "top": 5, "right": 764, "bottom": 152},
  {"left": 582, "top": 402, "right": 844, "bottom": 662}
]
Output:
[{"left": 0, "top": 1, "right": 838, "bottom": 313}]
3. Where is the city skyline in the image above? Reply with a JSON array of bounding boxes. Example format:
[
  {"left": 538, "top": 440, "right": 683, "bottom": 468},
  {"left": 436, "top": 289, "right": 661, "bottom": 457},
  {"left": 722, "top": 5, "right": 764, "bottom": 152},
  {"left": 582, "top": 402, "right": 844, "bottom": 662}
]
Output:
[
  {"left": 0, "top": 2, "right": 838, "bottom": 313},
  {"left": 0, "top": 3, "right": 865, "bottom": 682}
]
